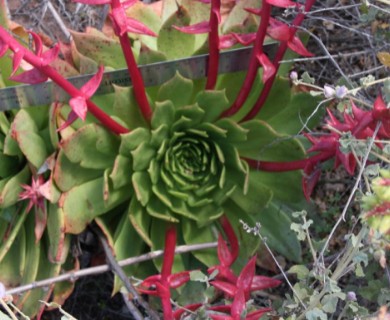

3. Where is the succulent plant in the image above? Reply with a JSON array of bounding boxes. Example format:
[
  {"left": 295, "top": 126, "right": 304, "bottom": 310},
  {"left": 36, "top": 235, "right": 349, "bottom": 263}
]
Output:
[
  {"left": 362, "top": 169, "right": 390, "bottom": 238},
  {"left": 0, "top": 0, "right": 328, "bottom": 317}
]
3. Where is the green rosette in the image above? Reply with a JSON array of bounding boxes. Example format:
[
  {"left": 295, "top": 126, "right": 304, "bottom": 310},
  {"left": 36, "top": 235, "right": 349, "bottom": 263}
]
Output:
[{"left": 53, "top": 69, "right": 318, "bottom": 269}]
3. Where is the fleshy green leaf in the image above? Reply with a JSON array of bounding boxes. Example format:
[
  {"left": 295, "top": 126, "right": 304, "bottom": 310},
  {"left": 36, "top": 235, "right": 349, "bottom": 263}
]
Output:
[
  {"left": 138, "top": 45, "right": 167, "bottom": 65},
  {"left": 222, "top": 0, "right": 260, "bottom": 33},
  {"left": 0, "top": 165, "right": 30, "bottom": 208},
  {"left": 182, "top": 219, "right": 219, "bottom": 266},
  {"left": 158, "top": 6, "right": 196, "bottom": 59},
  {"left": 125, "top": 2, "right": 162, "bottom": 51},
  {"left": 20, "top": 214, "right": 40, "bottom": 284},
  {"left": 0, "top": 153, "right": 20, "bottom": 178},
  {"left": 267, "top": 93, "right": 323, "bottom": 135},
  {"left": 61, "top": 124, "right": 119, "bottom": 169},
  {"left": 109, "top": 155, "right": 133, "bottom": 190},
  {"left": 151, "top": 100, "right": 176, "bottom": 129},
  {"left": 113, "top": 85, "right": 148, "bottom": 130},
  {"left": 128, "top": 197, "right": 153, "bottom": 247},
  {"left": 112, "top": 212, "right": 146, "bottom": 294},
  {"left": 132, "top": 171, "right": 152, "bottom": 206},
  {"left": 157, "top": 72, "right": 194, "bottom": 108},
  {"left": 70, "top": 29, "right": 126, "bottom": 69},
  {"left": 256, "top": 201, "right": 302, "bottom": 262},
  {"left": 249, "top": 170, "right": 304, "bottom": 203},
  {"left": 61, "top": 177, "right": 130, "bottom": 234},
  {"left": 228, "top": 172, "right": 273, "bottom": 216},
  {"left": 70, "top": 40, "right": 99, "bottom": 74},
  {"left": 47, "top": 204, "right": 69, "bottom": 264},
  {"left": 120, "top": 128, "right": 151, "bottom": 156},
  {"left": 214, "top": 118, "right": 248, "bottom": 142},
  {"left": 196, "top": 90, "right": 230, "bottom": 122},
  {"left": 131, "top": 142, "right": 156, "bottom": 171},
  {"left": 0, "top": 205, "right": 28, "bottom": 263},
  {"left": 54, "top": 150, "right": 102, "bottom": 192},
  {"left": 16, "top": 248, "right": 61, "bottom": 318},
  {"left": 238, "top": 120, "right": 305, "bottom": 161},
  {"left": 0, "top": 224, "right": 26, "bottom": 287},
  {"left": 11, "top": 109, "right": 48, "bottom": 169}
]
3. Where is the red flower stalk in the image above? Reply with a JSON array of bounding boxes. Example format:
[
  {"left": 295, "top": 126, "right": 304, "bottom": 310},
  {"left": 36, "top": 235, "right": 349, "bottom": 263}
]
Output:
[
  {"left": 139, "top": 225, "right": 190, "bottom": 318},
  {"left": 221, "top": 1, "right": 273, "bottom": 118},
  {"left": 0, "top": 27, "right": 128, "bottom": 135},
  {"left": 244, "top": 138, "right": 343, "bottom": 200},
  {"left": 244, "top": 93, "right": 389, "bottom": 199},
  {"left": 74, "top": 0, "right": 156, "bottom": 123},
  {"left": 110, "top": 0, "right": 156, "bottom": 123},
  {"left": 173, "top": 0, "right": 221, "bottom": 90},
  {"left": 206, "top": 0, "right": 221, "bottom": 90},
  {"left": 241, "top": 0, "right": 316, "bottom": 122},
  {"left": 219, "top": 215, "right": 239, "bottom": 263}
]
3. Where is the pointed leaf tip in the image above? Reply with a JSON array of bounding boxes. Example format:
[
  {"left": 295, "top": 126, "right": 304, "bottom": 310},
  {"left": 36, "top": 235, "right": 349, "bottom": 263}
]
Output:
[
  {"left": 0, "top": 40, "right": 8, "bottom": 57},
  {"left": 237, "top": 256, "right": 256, "bottom": 293},
  {"left": 267, "top": 22, "right": 291, "bottom": 41},
  {"left": 11, "top": 49, "right": 24, "bottom": 75},
  {"left": 232, "top": 32, "right": 256, "bottom": 46},
  {"left": 288, "top": 36, "right": 314, "bottom": 57},
  {"left": 41, "top": 44, "right": 60, "bottom": 64},
  {"left": 303, "top": 164, "right": 321, "bottom": 200},
  {"left": 72, "top": 0, "right": 111, "bottom": 4},
  {"left": 9, "top": 68, "right": 47, "bottom": 84},
  {"left": 231, "top": 289, "right": 246, "bottom": 318},
  {"left": 266, "top": 0, "right": 296, "bottom": 8},
  {"left": 28, "top": 31, "right": 43, "bottom": 56},
  {"left": 126, "top": 17, "right": 157, "bottom": 37},
  {"left": 69, "top": 96, "right": 88, "bottom": 121},
  {"left": 173, "top": 21, "right": 210, "bottom": 34},
  {"left": 81, "top": 65, "right": 104, "bottom": 97},
  {"left": 217, "top": 234, "right": 234, "bottom": 267},
  {"left": 256, "top": 52, "right": 276, "bottom": 83}
]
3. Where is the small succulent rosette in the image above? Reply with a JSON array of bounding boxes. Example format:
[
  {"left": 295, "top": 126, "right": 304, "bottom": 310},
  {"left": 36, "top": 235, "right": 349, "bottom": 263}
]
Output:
[{"left": 362, "top": 169, "right": 390, "bottom": 239}]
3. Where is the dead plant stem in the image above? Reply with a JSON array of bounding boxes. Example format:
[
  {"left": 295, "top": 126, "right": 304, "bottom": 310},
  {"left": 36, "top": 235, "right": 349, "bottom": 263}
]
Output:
[
  {"left": 297, "top": 226, "right": 367, "bottom": 320},
  {"left": 255, "top": 227, "right": 307, "bottom": 310},
  {"left": 4, "top": 242, "right": 218, "bottom": 296},
  {"left": 0, "top": 299, "right": 18, "bottom": 320},
  {"left": 92, "top": 225, "right": 154, "bottom": 320}
]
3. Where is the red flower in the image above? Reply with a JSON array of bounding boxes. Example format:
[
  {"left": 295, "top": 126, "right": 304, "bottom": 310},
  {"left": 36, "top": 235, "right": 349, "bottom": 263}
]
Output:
[
  {"left": 8, "top": 32, "right": 60, "bottom": 84},
  {"left": 58, "top": 66, "right": 104, "bottom": 130},
  {"left": 19, "top": 175, "right": 48, "bottom": 242}
]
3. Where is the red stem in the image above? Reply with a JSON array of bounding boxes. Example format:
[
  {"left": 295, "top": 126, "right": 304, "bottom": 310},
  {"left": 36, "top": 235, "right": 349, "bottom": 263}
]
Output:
[
  {"left": 219, "top": 215, "right": 239, "bottom": 264},
  {"left": 241, "top": 0, "right": 317, "bottom": 122},
  {"left": 243, "top": 151, "right": 333, "bottom": 171},
  {"left": 220, "top": 1, "right": 272, "bottom": 118},
  {"left": 0, "top": 27, "right": 129, "bottom": 135},
  {"left": 160, "top": 224, "right": 177, "bottom": 319},
  {"left": 161, "top": 225, "right": 177, "bottom": 278},
  {"left": 205, "top": 0, "right": 221, "bottom": 90},
  {"left": 111, "top": 0, "right": 153, "bottom": 123}
]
